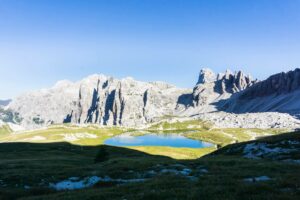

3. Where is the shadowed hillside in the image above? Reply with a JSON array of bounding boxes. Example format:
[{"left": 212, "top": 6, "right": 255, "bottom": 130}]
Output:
[{"left": 0, "top": 132, "right": 300, "bottom": 200}]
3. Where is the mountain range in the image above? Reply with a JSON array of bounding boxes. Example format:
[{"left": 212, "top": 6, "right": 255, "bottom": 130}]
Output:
[{"left": 3, "top": 68, "right": 300, "bottom": 130}]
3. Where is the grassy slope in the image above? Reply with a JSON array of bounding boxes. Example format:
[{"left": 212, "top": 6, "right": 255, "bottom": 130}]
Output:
[
  {"left": 25, "top": 157, "right": 300, "bottom": 200},
  {"left": 148, "top": 120, "right": 289, "bottom": 146},
  {"left": 128, "top": 146, "right": 215, "bottom": 159},
  {"left": 0, "top": 125, "right": 12, "bottom": 136},
  {"left": 0, "top": 125, "right": 124, "bottom": 145}
]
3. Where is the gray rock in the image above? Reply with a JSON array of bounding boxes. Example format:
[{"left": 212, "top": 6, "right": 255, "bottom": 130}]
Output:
[
  {"left": 197, "top": 68, "right": 216, "bottom": 84},
  {"left": 243, "top": 176, "right": 272, "bottom": 182},
  {"left": 193, "top": 111, "right": 300, "bottom": 129}
]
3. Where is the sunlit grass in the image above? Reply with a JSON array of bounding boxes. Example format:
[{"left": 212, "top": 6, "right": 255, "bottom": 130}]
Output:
[
  {"left": 146, "top": 120, "right": 289, "bottom": 146},
  {"left": 0, "top": 125, "right": 125, "bottom": 145},
  {"left": 148, "top": 119, "right": 212, "bottom": 131},
  {"left": 128, "top": 146, "right": 216, "bottom": 159},
  {"left": 0, "top": 124, "right": 12, "bottom": 136}
]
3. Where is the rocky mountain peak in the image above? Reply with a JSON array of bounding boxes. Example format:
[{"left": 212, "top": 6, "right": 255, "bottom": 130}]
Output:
[
  {"left": 216, "top": 70, "right": 255, "bottom": 94},
  {"left": 192, "top": 69, "right": 256, "bottom": 109},
  {"left": 197, "top": 68, "right": 216, "bottom": 84},
  {"left": 196, "top": 68, "right": 255, "bottom": 92}
]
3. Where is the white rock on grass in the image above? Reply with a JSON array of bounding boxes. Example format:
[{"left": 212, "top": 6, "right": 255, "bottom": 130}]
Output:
[
  {"left": 243, "top": 176, "right": 272, "bottom": 183},
  {"left": 243, "top": 142, "right": 296, "bottom": 159},
  {"left": 160, "top": 168, "right": 192, "bottom": 176},
  {"left": 49, "top": 176, "right": 146, "bottom": 191},
  {"left": 50, "top": 176, "right": 101, "bottom": 191}
]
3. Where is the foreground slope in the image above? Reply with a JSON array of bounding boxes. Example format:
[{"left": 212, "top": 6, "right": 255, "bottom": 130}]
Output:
[{"left": 0, "top": 130, "right": 299, "bottom": 200}]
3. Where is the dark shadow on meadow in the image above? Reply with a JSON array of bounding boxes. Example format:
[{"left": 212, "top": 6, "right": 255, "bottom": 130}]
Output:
[{"left": 0, "top": 131, "right": 300, "bottom": 200}]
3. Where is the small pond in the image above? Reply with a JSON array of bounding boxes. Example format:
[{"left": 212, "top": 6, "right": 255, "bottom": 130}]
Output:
[{"left": 104, "top": 134, "right": 213, "bottom": 148}]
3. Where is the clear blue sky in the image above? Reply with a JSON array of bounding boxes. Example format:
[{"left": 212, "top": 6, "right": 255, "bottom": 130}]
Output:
[{"left": 1, "top": 0, "right": 300, "bottom": 99}]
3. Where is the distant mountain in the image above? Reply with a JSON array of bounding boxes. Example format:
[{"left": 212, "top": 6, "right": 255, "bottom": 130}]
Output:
[
  {"left": 7, "top": 69, "right": 300, "bottom": 129},
  {"left": 0, "top": 99, "right": 11, "bottom": 106}
]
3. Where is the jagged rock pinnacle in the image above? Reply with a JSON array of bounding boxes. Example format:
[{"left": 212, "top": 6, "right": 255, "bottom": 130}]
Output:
[{"left": 197, "top": 68, "right": 216, "bottom": 84}]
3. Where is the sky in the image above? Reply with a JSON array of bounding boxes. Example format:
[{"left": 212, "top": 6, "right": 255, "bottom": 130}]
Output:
[{"left": 1, "top": 0, "right": 300, "bottom": 99}]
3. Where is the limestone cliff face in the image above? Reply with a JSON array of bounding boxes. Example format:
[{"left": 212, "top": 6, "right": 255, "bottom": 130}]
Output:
[
  {"left": 70, "top": 75, "right": 189, "bottom": 127},
  {"left": 74, "top": 76, "right": 191, "bottom": 127},
  {"left": 8, "top": 74, "right": 190, "bottom": 128},
  {"left": 240, "top": 68, "right": 300, "bottom": 98}
]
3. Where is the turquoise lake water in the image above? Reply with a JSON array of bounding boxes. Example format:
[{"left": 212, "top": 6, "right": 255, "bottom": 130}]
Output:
[{"left": 104, "top": 134, "right": 213, "bottom": 148}]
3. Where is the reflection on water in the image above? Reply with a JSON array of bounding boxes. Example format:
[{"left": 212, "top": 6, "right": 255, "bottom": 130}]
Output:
[{"left": 104, "top": 134, "right": 213, "bottom": 148}]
